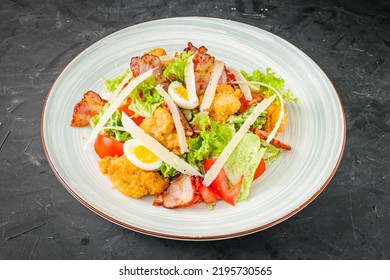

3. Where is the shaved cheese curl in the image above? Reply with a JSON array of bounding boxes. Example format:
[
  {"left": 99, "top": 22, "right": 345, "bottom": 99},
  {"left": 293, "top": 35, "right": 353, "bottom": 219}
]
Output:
[
  {"left": 184, "top": 55, "right": 198, "bottom": 105},
  {"left": 234, "top": 80, "right": 285, "bottom": 143},
  {"left": 84, "top": 68, "right": 155, "bottom": 150},
  {"left": 155, "top": 85, "right": 188, "bottom": 154},
  {"left": 200, "top": 60, "right": 225, "bottom": 111},
  {"left": 202, "top": 95, "right": 276, "bottom": 186},
  {"left": 226, "top": 66, "right": 252, "bottom": 101},
  {"left": 121, "top": 113, "right": 201, "bottom": 177}
]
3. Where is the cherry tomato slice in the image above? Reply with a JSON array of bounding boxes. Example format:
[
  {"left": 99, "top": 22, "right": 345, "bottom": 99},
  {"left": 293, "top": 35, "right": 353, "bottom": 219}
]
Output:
[{"left": 94, "top": 134, "right": 124, "bottom": 158}]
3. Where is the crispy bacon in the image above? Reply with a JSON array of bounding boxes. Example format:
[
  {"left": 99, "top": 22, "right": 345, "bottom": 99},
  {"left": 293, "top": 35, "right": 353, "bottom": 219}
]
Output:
[
  {"left": 70, "top": 90, "right": 106, "bottom": 127},
  {"left": 192, "top": 45, "right": 215, "bottom": 95},
  {"left": 130, "top": 53, "right": 169, "bottom": 89},
  {"left": 130, "top": 54, "right": 162, "bottom": 77},
  {"left": 183, "top": 42, "right": 198, "bottom": 53},
  {"left": 252, "top": 128, "right": 292, "bottom": 151},
  {"left": 153, "top": 174, "right": 202, "bottom": 208}
]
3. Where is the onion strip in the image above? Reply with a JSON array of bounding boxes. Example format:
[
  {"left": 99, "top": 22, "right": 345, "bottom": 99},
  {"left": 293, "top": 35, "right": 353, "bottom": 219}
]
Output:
[
  {"left": 200, "top": 60, "right": 225, "bottom": 111},
  {"left": 155, "top": 85, "right": 188, "bottom": 154},
  {"left": 202, "top": 95, "right": 276, "bottom": 186},
  {"left": 121, "top": 113, "right": 201, "bottom": 176},
  {"left": 84, "top": 68, "right": 155, "bottom": 150}
]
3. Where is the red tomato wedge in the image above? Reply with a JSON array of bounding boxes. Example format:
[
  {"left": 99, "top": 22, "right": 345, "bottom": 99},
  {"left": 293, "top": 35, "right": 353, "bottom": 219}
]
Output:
[
  {"left": 118, "top": 102, "right": 144, "bottom": 125},
  {"left": 94, "top": 134, "right": 124, "bottom": 158},
  {"left": 204, "top": 158, "right": 243, "bottom": 206},
  {"left": 253, "top": 158, "right": 266, "bottom": 180},
  {"left": 192, "top": 176, "right": 220, "bottom": 203}
]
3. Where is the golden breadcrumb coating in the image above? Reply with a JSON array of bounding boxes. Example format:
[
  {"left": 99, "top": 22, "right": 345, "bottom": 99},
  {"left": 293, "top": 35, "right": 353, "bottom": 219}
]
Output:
[
  {"left": 140, "top": 107, "right": 181, "bottom": 155},
  {"left": 99, "top": 155, "right": 169, "bottom": 199},
  {"left": 145, "top": 48, "right": 167, "bottom": 57},
  {"left": 262, "top": 103, "right": 288, "bottom": 136},
  {"left": 209, "top": 84, "right": 242, "bottom": 123}
]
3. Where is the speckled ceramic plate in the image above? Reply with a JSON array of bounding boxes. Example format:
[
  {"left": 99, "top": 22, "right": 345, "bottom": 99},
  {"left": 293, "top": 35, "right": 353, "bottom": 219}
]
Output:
[{"left": 41, "top": 17, "right": 345, "bottom": 240}]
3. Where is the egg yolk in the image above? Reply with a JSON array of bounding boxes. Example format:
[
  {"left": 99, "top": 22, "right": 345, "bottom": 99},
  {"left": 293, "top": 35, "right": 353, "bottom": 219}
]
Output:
[
  {"left": 174, "top": 86, "right": 189, "bottom": 101},
  {"left": 133, "top": 145, "right": 159, "bottom": 164}
]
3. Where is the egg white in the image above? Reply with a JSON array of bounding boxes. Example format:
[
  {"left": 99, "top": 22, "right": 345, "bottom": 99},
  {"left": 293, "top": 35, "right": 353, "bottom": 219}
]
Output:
[
  {"left": 123, "top": 139, "right": 162, "bottom": 171},
  {"left": 168, "top": 81, "right": 198, "bottom": 109}
]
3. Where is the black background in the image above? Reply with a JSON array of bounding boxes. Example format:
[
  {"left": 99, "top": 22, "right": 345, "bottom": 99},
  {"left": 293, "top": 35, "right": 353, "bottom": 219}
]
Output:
[{"left": 0, "top": 0, "right": 389, "bottom": 259}]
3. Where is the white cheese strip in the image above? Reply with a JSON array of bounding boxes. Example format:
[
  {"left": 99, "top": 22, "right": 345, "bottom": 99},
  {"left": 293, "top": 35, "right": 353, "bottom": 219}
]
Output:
[
  {"left": 200, "top": 60, "right": 225, "bottom": 111},
  {"left": 84, "top": 68, "right": 155, "bottom": 150},
  {"left": 184, "top": 54, "right": 198, "bottom": 105},
  {"left": 234, "top": 80, "right": 285, "bottom": 143},
  {"left": 226, "top": 66, "right": 252, "bottom": 101},
  {"left": 155, "top": 85, "right": 188, "bottom": 154},
  {"left": 121, "top": 113, "right": 201, "bottom": 176},
  {"left": 202, "top": 95, "right": 276, "bottom": 186}
]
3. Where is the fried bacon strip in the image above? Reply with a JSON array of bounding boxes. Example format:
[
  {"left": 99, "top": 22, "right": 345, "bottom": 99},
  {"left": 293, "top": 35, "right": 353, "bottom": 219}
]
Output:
[
  {"left": 252, "top": 128, "right": 292, "bottom": 151},
  {"left": 130, "top": 53, "right": 162, "bottom": 77},
  {"left": 185, "top": 43, "right": 215, "bottom": 95},
  {"left": 153, "top": 174, "right": 202, "bottom": 208},
  {"left": 70, "top": 90, "right": 106, "bottom": 127}
]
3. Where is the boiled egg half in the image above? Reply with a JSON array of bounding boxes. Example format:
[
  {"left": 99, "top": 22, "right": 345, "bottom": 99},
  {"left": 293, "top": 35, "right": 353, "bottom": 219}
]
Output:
[
  {"left": 168, "top": 81, "right": 198, "bottom": 109},
  {"left": 123, "top": 139, "right": 162, "bottom": 171}
]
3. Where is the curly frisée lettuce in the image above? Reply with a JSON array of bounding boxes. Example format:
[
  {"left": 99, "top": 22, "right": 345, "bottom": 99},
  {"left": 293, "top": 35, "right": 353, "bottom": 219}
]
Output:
[
  {"left": 228, "top": 104, "right": 267, "bottom": 131},
  {"left": 163, "top": 51, "right": 193, "bottom": 83},
  {"left": 186, "top": 112, "right": 234, "bottom": 168},
  {"left": 159, "top": 162, "right": 180, "bottom": 178},
  {"left": 241, "top": 68, "right": 298, "bottom": 104},
  {"left": 128, "top": 77, "right": 163, "bottom": 117},
  {"left": 104, "top": 69, "right": 131, "bottom": 92},
  {"left": 90, "top": 104, "right": 131, "bottom": 142}
]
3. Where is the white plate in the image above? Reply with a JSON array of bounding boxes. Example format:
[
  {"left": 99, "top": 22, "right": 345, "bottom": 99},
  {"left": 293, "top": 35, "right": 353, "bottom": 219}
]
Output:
[{"left": 41, "top": 17, "right": 345, "bottom": 240}]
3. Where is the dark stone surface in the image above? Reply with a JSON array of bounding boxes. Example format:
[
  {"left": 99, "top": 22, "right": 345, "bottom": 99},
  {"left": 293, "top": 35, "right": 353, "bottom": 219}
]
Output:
[{"left": 0, "top": 0, "right": 389, "bottom": 259}]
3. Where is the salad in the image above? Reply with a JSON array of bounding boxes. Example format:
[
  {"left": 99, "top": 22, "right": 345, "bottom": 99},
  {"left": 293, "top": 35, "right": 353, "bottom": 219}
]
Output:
[{"left": 70, "top": 42, "right": 297, "bottom": 209}]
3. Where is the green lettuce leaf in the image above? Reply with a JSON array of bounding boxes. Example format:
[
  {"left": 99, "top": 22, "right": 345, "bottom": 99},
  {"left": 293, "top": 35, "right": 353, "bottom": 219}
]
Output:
[
  {"left": 260, "top": 139, "right": 282, "bottom": 163},
  {"left": 90, "top": 103, "right": 131, "bottom": 142},
  {"left": 104, "top": 69, "right": 130, "bottom": 92},
  {"left": 159, "top": 162, "right": 180, "bottom": 178},
  {"left": 186, "top": 113, "right": 235, "bottom": 169},
  {"left": 128, "top": 77, "right": 163, "bottom": 117},
  {"left": 163, "top": 51, "right": 193, "bottom": 83},
  {"left": 228, "top": 104, "right": 267, "bottom": 131},
  {"left": 241, "top": 68, "right": 298, "bottom": 104},
  {"left": 224, "top": 133, "right": 265, "bottom": 202}
]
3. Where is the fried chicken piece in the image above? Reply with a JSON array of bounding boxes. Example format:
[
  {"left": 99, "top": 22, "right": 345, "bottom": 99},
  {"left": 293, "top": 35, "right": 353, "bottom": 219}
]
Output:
[
  {"left": 263, "top": 103, "right": 288, "bottom": 136},
  {"left": 145, "top": 48, "right": 167, "bottom": 57},
  {"left": 70, "top": 90, "right": 106, "bottom": 127},
  {"left": 139, "top": 107, "right": 181, "bottom": 155},
  {"left": 209, "top": 84, "right": 242, "bottom": 123},
  {"left": 99, "top": 155, "right": 169, "bottom": 198}
]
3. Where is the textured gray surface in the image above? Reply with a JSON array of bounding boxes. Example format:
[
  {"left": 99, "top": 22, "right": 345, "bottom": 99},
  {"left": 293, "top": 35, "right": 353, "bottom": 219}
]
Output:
[{"left": 0, "top": 0, "right": 389, "bottom": 259}]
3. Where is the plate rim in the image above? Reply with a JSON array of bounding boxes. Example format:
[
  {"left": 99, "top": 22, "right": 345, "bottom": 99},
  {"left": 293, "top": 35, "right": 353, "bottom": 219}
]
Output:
[{"left": 40, "top": 16, "right": 346, "bottom": 241}]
